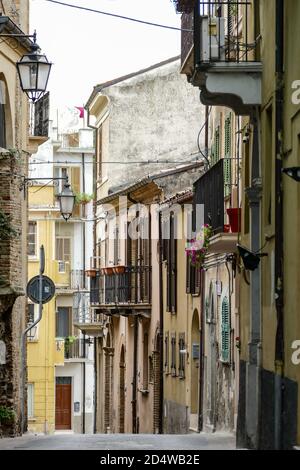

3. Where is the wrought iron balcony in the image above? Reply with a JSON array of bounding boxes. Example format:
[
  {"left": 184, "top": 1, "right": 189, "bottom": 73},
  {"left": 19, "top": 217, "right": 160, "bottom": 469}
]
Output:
[
  {"left": 181, "top": 1, "right": 262, "bottom": 115},
  {"left": 64, "top": 338, "right": 90, "bottom": 360},
  {"left": 90, "top": 266, "right": 151, "bottom": 313},
  {"left": 73, "top": 291, "right": 104, "bottom": 334},
  {"left": 193, "top": 158, "right": 239, "bottom": 253}
]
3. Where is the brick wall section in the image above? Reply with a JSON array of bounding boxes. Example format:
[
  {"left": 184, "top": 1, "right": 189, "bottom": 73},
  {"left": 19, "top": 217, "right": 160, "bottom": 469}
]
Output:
[{"left": 0, "top": 152, "right": 27, "bottom": 436}]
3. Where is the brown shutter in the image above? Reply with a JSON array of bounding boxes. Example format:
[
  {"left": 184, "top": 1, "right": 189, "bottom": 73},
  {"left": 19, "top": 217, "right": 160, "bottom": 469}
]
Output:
[
  {"left": 170, "top": 214, "right": 177, "bottom": 313},
  {"left": 186, "top": 255, "right": 191, "bottom": 294}
]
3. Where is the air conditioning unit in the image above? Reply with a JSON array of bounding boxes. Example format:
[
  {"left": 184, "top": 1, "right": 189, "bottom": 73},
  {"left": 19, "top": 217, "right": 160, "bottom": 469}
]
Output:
[{"left": 200, "top": 16, "right": 225, "bottom": 62}]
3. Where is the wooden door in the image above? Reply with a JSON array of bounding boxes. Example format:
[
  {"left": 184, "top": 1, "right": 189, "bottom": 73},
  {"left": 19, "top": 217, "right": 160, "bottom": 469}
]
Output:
[{"left": 55, "top": 377, "right": 72, "bottom": 430}]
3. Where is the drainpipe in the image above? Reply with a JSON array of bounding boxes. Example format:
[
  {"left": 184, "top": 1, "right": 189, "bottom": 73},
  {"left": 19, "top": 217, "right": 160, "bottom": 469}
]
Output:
[
  {"left": 81, "top": 152, "right": 86, "bottom": 434},
  {"left": 198, "top": 269, "right": 205, "bottom": 432},
  {"left": 245, "top": 109, "right": 262, "bottom": 449},
  {"left": 132, "top": 315, "right": 138, "bottom": 433},
  {"left": 158, "top": 211, "right": 164, "bottom": 434},
  {"left": 274, "top": 0, "right": 284, "bottom": 451},
  {"left": 93, "top": 337, "right": 97, "bottom": 434}
]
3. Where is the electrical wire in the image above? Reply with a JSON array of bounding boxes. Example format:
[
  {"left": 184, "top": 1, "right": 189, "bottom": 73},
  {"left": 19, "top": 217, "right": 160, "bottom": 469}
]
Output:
[
  {"left": 197, "top": 100, "right": 212, "bottom": 168},
  {"left": 29, "top": 159, "right": 202, "bottom": 165},
  {"left": 43, "top": 0, "right": 192, "bottom": 32}
]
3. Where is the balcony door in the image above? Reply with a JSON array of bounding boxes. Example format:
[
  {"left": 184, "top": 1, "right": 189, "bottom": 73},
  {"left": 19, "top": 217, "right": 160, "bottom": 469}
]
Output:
[{"left": 55, "top": 377, "right": 72, "bottom": 430}]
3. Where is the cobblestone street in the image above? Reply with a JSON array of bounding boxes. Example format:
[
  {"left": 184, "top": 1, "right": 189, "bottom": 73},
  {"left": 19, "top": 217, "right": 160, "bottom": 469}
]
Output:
[{"left": 0, "top": 432, "right": 236, "bottom": 450}]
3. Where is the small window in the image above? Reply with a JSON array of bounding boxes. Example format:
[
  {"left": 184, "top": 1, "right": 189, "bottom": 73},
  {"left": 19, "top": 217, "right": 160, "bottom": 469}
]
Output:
[
  {"left": 171, "top": 333, "right": 176, "bottom": 377},
  {"left": 27, "top": 383, "right": 34, "bottom": 419},
  {"left": 27, "top": 304, "right": 38, "bottom": 341},
  {"left": 28, "top": 222, "right": 37, "bottom": 257},
  {"left": 178, "top": 333, "right": 186, "bottom": 379},
  {"left": 55, "top": 237, "right": 71, "bottom": 263}
]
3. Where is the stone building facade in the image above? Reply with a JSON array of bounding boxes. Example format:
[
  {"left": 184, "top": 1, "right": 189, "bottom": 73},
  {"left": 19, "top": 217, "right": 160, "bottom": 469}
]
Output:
[{"left": 0, "top": 2, "right": 44, "bottom": 436}]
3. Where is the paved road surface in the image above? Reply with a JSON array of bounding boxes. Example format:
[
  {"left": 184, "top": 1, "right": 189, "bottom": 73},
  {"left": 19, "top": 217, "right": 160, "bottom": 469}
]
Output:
[{"left": 0, "top": 432, "right": 236, "bottom": 450}]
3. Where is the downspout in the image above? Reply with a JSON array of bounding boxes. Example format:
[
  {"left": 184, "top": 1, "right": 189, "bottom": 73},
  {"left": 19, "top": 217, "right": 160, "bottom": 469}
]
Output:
[
  {"left": 198, "top": 269, "right": 205, "bottom": 432},
  {"left": 87, "top": 111, "right": 98, "bottom": 433},
  {"left": 245, "top": 109, "right": 262, "bottom": 449},
  {"left": 274, "top": 0, "right": 284, "bottom": 451},
  {"left": 158, "top": 211, "right": 164, "bottom": 434},
  {"left": 132, "top": 315, "right": 138, "bottom": 433},
  {"left": 82, "top": 152, "right": 86, "bottom": 434}
]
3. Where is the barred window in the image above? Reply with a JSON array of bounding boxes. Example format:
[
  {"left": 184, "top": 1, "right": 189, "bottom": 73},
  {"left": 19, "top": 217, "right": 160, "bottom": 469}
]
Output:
[{"left": 28, "top": 221, "right": 37, "bottom": 257}]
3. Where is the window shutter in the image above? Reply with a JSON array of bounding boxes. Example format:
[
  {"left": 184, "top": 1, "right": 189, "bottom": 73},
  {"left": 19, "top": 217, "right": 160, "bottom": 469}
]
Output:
[
  {"left": 170, "top": 214, "right": 177, "bottom": 313},
  {"left": 186, "top": 255, "right": 191, "bottom": 294},
  {"left": 221, "top": 297, "right": 230, "bottom": 362},
  {"left": 224, "top": 116, "right": 232, "bottom": 197},
  {"left": 215, "top": 126, "right": 220, "bottom": 162},
  {"left": 195, "top": 267, "right": 201, "bottom": 296}
]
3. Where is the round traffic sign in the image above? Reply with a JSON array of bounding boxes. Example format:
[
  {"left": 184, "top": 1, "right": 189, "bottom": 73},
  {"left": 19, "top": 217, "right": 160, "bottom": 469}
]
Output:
[{"left": 26, "top": 275, "right": 56, "bottom": 304}]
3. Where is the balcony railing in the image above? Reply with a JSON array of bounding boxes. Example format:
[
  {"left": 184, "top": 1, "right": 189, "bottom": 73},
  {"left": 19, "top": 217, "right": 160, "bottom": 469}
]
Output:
[
  {"left": 182, "top": 1, "right": 258, "bottom": 71},
  {"left": 90, "top": 266, "right": 151, "bottom": 308},
  {"left": 70, "top": 270, "right": 86, "bottom": 290},
  {"left": 64, "top": 338, "right": 89, "bottom": 359},
  {"left": 194, "top": 158, "right": 225, "bottom": 234},
  {"left": 54, "top": 264, "right": 86, "bottom": 290}
]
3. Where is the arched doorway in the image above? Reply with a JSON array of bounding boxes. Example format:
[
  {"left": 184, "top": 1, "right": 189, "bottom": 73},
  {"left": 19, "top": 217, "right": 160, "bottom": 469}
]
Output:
[
  {"left": 190, "top": 309, "right": 200, "bottom": 431},
  {"left": 119, "top": 345, "right": 125, "bottom": 433}
]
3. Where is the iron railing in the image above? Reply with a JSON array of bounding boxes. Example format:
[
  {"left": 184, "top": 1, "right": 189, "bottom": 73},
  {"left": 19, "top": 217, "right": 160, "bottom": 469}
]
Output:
[
  {"left": 193, "top": 159, "right": 225, "bottom": 234},
  {"left": 181, "top": 1, "right": 258, "bottom": 69},
  {"left": 70, "top": 270, "right": 86, "bottom": 290},
  {"left": 73, "top": 291, "right": 97, "bottom": 324},
  {"left": 64, "top": 338, "right": 89, "bottom": 359},
  {"left": 90, "top": 266, "right": 152, "bottom": 306}
]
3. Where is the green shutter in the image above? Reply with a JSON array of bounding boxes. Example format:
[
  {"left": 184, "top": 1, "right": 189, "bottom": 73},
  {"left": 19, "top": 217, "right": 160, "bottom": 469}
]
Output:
[
  {"left": 224, "top": 116, "right": 232, "bottom": 197},
  {"left": 211, "top": 126, "right": 220, "bottom": 166},
  {"left": 221, "top": 297, "right": 230, "bottom": 362}
]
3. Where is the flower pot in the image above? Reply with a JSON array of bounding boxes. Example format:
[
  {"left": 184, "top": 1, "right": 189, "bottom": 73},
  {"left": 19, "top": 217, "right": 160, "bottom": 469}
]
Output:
[
  {"left": 104, "top": 267, "right": 114, "bottom": 275},
  {"left": 113, "top": 265, "right": 125, "bottom": 275},
  {"left": 227, "top": 208, "right": 241, "bottom": 233},
  {"left": 223, "top": 224, "right": 231, "bottom": 233},
  {"left": 85, "top": 269, "right": 97, "bottom": 277}
]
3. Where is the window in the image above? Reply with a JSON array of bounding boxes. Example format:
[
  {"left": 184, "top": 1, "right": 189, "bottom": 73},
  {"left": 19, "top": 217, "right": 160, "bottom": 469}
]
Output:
[
  {"left": 56, "top": 307, "right": 72, "bottom": 338},
  {"left": 164, "top": 332, "right": 169, "bottom": 374},
  {"left": 171, "top": 333, "right": 176, "bottom": 377},
  {"left": 143, "top": 333, "right": 149, "bottom": 390},
  {"left": 167, "top": 213, "right": 177, "bottom": 313},
  {"left": 178, "top": 333, "right": 186, "bottom": 379},
  {"left": 186, "top": 253, "right": 201, "bottom": 296},
  {"left": 28, "top": 222, "right": 37, "bottom": 257},
  {"left": 28, "top": 304, "right": 35, "bottom": 324},
  {"left": 221, "top": 297, "right": 230, "bottom": 363},
  {"left": 27, "top": 383, "right": 34, "bottom": 419},
  {"left": 55, "top": 237, "right": 71, "bottom": 263}
]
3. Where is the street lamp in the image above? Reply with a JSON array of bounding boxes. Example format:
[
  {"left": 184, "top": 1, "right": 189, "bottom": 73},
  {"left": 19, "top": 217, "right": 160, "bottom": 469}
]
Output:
[
  {"left": 282, "top": 167, "right": 300, "bottom": 182},
  {"left": 16, "top": 33, "right": 52, "bottom": 103},
  {"left": 57, "top": 179, "right": 76, "bottom": 221}
]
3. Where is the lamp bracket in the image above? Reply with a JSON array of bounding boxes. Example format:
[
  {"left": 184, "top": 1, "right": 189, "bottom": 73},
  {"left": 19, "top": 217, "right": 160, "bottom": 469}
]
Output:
[{"left": 20, "top": 176, "right": 68, "bottom": 192}]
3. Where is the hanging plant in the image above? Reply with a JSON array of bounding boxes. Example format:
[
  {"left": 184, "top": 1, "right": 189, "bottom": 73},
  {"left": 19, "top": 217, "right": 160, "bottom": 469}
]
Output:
[
  {"left": 172, "top": 0, "right": 196, "bottom": 13},
  {"left": 0, "top": 210, "right": 18, "bottom": 241},
  {"left": 185, "top": 224, "right": 212, "bottom": 270},
  {"left": 75, "top": 192, "right": 94, "bottom": 205}
]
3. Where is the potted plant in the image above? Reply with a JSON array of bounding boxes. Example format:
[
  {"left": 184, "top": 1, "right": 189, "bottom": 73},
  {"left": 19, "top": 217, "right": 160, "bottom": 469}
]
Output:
[
  {"left": 172, "top": 0, "right": 195, "bottom": 13},
  {"left": 104, "top": 267, "right": 114, "bottom": 275},
  {"left": 185, "top": 224, "right": 212, "bottom": 270},
  {"left": 112, "top": 265, "right": 125, "bottom": 274},
  {"left": 64, "top": 335, "right": 77, "bottom": 357},
  {"left": 85, "top": 268, "right": 98, "bottom": 277},
  {"left": 0, "top": 405, "right": 15, "bottom": 434},
  {"left": 75, "top": 192, "right": 94, "bottom": 205},
  {"left": 227, "top": 208, "right": 241, "bottom": 233}
]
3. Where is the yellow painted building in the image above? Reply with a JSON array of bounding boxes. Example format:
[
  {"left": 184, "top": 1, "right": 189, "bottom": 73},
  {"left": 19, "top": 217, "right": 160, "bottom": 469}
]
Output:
[{"left": 27, "top": 186, "right": 65, "bottom": 434}]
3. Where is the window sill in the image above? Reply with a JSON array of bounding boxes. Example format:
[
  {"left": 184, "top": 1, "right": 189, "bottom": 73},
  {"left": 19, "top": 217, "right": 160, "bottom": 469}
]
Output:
[
  {"left": 138, "top": 389, "right": 149, "bottom": 395},
  {"left": 29, "top": 257, "right": 39, "bottom": 262},
  {"left": 28, "top": 418, "right": 37, "bottom": 422}
]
